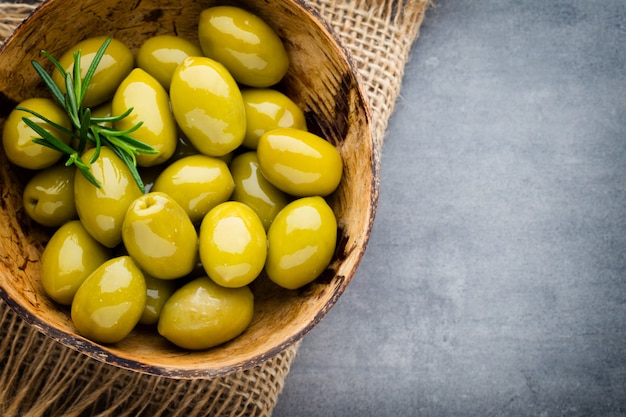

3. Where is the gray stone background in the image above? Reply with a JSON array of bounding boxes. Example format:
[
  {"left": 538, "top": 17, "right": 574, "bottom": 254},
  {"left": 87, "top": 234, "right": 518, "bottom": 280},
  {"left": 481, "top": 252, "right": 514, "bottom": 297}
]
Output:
[{"left": 273, "top": 1, "right": 626, "bottom": 416}]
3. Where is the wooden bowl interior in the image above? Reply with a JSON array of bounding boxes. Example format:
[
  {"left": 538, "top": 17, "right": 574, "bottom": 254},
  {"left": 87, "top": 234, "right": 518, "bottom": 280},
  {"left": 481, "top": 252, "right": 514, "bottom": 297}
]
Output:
[{"left": 0, "top": 0, "right": 374, "bottom": 378}]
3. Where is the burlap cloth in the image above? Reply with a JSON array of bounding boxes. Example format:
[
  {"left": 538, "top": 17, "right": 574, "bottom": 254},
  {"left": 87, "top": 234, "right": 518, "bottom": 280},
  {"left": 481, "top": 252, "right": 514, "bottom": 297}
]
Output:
[{"left": 0, "top": 0, "right": 430, "bottom": 415}]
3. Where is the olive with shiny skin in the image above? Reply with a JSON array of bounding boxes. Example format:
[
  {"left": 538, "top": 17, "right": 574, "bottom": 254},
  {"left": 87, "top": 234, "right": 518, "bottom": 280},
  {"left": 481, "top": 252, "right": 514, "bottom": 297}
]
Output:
[
  {"left": 40, "top": 220, "right": 111, "bottom": 305},
  {"left": 229, "top": 151, "right": 289, "bottom": 230},
  {"left": 137, "top": 35, "right": 203, "bottom": 90},
  {"left": 198, "top": 6, "right": 289, "bottom": 87},
  {"left": 157, "top": 276, "right": 254, "bottom": 350},
  {"left": 153, "top": 154, "right": 234, "bottom": 223},
  {"left": 266, "top": 196, "right": 337, "bottom": 290},
  {"left": 112, "top": 68, "right": 177, "bottom": 167},
  {"left": 139, "top": 274, "right": 178, "bottom": 325},
  {"left": 257, "top": 127, "right": 343, "bottom": 197},
  {"left": 2, "top": 98, "right": 72, "bottom": 169},
  {"left": 122, "top": 192, "right": 198, "bottom": 280},
  {"left": 74, "top": 147, "right": 143, "bottom": 248},
  {"left": 241, "top": 88, "right": 307, "bottom": 149},
  {"left": 71, "top": 256, "right": 146, "bottom": 344},
  {"left": 169, "top": 55, "right": 246, "bottom": 157},
  {"left": 199, "top": 201, "right": 267, "bottom": 288},
  {"left": 52, "top": 36, "right": 134, "bottom": 108},
  {"left": 23, "top": 163, "right": 77, "bottom": 227}
]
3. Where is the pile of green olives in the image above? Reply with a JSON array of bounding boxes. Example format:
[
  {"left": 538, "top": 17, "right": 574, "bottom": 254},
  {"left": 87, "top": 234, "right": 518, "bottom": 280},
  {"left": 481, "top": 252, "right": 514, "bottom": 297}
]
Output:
[{"left": 1, "top": 6, "right": 344, "bottom": 350}]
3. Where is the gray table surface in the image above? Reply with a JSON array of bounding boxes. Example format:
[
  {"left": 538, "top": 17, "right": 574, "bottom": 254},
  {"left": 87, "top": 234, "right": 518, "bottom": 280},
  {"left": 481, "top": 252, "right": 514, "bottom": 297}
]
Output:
[{"left": 273, "top": 1, "right": 626, "bottom": 416}]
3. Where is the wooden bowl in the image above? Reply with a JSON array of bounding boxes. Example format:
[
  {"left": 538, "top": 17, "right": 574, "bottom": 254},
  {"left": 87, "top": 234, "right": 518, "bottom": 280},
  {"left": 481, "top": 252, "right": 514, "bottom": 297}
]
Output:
[{"left": 0, "top": 0, "right": 374, "bottom": 378}]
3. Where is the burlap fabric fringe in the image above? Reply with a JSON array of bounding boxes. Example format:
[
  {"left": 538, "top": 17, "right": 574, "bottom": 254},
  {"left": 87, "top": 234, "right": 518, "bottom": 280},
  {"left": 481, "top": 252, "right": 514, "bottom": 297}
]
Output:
[{"left": 0, "top": 0, "right": 430, "bottom": 415}]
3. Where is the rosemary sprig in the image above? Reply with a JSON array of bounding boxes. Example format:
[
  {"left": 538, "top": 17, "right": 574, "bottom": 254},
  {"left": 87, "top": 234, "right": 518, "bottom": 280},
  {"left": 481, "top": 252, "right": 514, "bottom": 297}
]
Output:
[{"left": 17, "top": 37, "right": 158, "bottom": 193}]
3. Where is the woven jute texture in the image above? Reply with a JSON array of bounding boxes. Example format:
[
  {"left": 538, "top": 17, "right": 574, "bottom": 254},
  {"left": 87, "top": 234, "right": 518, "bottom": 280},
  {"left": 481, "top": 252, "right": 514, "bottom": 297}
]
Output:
[{"left": 0, "top": 0, "right": 430, "bottom": 415}]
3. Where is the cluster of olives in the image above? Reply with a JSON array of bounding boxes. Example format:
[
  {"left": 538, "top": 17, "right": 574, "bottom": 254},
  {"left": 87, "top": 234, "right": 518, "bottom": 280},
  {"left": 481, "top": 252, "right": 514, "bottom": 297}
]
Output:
[{"left": 1, "top": 6, "right": 343, "bottom": 350}]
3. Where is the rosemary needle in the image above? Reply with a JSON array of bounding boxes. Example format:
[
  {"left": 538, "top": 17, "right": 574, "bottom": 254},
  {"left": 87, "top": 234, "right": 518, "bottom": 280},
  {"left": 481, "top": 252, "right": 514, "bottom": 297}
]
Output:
[{"left": 17, "top": 37, "right": 157, "bottom": 193}]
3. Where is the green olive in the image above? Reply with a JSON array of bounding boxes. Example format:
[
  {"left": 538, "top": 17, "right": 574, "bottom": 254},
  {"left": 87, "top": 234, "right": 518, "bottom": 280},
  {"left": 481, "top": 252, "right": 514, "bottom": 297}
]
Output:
[
  {"left": 71, "top": 256, "right": 146, "bottom": 344},
  {"left": 23, "top": 164, "right": 77, "bottom": 227},
  {"left": 266, "top": 196, "right": 337, "bottom": 290},
  {"left": 122, "top": 192, "right": 198, "bottom": 280},
  {"left": 2, "top": 98, "right": 72, "bottom": 169},
  {"left": 241, "top": 88, "right": 307, "bottom": 149},
  {"left": 139, "top": 274, "right": 178, "bottom": 325},
  {"left": 74, "top": 147, "right": 143, "bottom": 248},
  {"left": 153, "top": 154, "right": 234, "bottom": 223},
  {"left": 257, "top": 127, "right": 343, "bottom": 197},
  {"left": 198, "top": 6, "right": 289, "bottom": 87},
  {"left": 112, "top": 68, "right": 177, "bottom": 167},
  {"left": 157, "top": 276, "right": 254, "bottom": 350},
  {"left": 170, "top": 56, "right": 246, "bottom": 157},
  {"left": 199, "top": 201, "right": 267, "bottom": 288},
  {"left": 229, "top": 151, "right": 289, "bottom": 230},
  {"left": 136, "top": 35, "right": 203, "bottom": 90},
  {"left": 40, "top": 220, "right": 111, "bottom": 305},
  {"left": 52, "top": 36, "right": 134, "bottom": 108}
]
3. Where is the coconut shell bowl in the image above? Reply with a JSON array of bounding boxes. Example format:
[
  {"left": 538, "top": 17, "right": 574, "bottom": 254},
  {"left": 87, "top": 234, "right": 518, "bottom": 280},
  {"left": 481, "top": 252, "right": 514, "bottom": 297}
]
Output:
[{"left": 0, "top": 0, "right": 374, "bottom": 378}]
